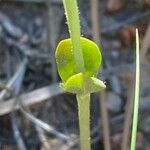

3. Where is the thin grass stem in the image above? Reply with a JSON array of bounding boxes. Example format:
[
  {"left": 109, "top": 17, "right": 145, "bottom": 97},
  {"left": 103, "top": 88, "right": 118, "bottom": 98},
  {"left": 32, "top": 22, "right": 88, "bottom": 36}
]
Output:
[{"left": 130, "top": 29, "right": 140, "bottom": 150}]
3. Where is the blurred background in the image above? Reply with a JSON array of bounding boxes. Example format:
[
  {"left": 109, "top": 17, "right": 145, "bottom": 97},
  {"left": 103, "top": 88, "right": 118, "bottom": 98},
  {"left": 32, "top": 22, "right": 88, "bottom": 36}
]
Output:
[{"left": 0, "top": 0, "right": 150, "bottom": 149}]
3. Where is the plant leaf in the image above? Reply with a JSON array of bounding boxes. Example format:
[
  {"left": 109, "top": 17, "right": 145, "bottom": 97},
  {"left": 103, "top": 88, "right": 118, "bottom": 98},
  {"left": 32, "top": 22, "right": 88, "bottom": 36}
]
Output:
[
  {"left": 61, "top": 73, "right": 106, "bottom": 94},
  {"left": 85, "top": 77, "right": 106, "bottom": 93},
  {"left": 55, "top": 37, "right": 102, "bottom": 82},
  {"left": 61, "top": 73, "right": 84, "bottom": 94}
]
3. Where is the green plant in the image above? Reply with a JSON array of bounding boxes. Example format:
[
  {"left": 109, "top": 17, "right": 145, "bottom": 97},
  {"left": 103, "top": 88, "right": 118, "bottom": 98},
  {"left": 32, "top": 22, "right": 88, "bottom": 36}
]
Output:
[
  {"left": 55, "top": 0, "right": 106, "bottom": 150},
  {"left": 130, "top": 29, "right": 140, "bottom": 150}
]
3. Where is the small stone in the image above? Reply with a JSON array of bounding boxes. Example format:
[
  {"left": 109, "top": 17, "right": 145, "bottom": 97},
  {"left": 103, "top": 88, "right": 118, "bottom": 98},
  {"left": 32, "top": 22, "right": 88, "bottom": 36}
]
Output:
[
  {"left": 106, "top": 0, "right": 124, "bottom": 13},
  {"left": 107, "top": 92, "right": 122, "bottom": 113},
  {"left": 118, "top": 23, "right": 146, "bottom": 47},
  {"left": 118, "top": 26, "right": 134, "bottom": 47}
]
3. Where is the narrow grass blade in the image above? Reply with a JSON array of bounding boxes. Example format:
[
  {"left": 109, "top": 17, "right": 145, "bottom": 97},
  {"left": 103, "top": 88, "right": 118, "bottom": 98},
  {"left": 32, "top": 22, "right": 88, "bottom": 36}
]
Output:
[{"left": 130, "top": 29, "right": 140, "bottom": 150}]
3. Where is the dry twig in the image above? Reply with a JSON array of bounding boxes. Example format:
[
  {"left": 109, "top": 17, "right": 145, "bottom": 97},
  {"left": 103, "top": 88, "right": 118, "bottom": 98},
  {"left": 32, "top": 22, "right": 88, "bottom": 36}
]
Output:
[
  {"left": 90, "top": 0, "right": 111, "bottom": 149},
  {"left": 140, "top": 24, "right": 150, "bottom": 63},
  {"left": 0, "top": 84, "right": 63, "bottom": 116}
]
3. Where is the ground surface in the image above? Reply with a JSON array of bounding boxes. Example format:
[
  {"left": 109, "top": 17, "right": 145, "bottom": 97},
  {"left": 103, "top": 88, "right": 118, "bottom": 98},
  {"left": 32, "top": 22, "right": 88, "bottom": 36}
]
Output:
[{"left": 0, "top": 0, "right": 150, "bottom": 149}]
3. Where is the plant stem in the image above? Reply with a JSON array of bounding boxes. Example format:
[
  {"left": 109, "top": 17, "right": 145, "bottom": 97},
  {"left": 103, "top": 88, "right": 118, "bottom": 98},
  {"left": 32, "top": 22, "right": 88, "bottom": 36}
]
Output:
[
  {"left": 63, "top": 0, "right": 85, "bottom": 73},
  {"left": 77, "top": 94, "right": 91, "bottom": 150},
  {"left": 63, "top": 1, "right": 91, "bottom": 149},
  {"left": 130, "top": 29, "right": 140, "bottom": 150}
]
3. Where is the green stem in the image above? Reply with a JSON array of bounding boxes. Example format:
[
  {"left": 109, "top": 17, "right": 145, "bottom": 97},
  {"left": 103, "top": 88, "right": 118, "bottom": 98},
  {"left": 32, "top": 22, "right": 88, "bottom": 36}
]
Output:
[
  {"left": 130, "top": 29, "right": 140, "bottom": 150},
  {"left": 63, "top": 0, "right": 85, "bottom": 73},
  {"left": 63, "top": 1, "right": 91, "bottom": 149},
  {"left": 77, "top": 94, "right": 91, "bottom": 150}
]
